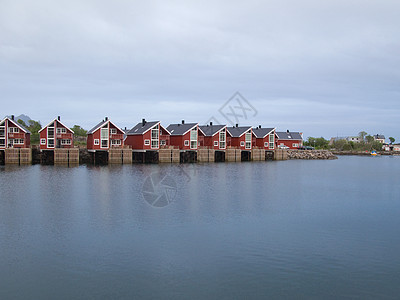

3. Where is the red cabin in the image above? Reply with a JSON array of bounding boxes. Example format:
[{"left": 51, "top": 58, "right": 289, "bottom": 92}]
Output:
[
  {"left": 0, "top": 116, "right": 31, "bottom": 149},
  {"left": 252, "top": 126, "right": 277, "bottom": 150},
  {"left": 276, "top": 130, "right": 303, "bottom": 149},
  {"left": 124, "top": 119, "right": 170, "bottom": 150},
  {"left": 87, "top": 117, "right": 125, "bottom": 151},
  {"left": 166, "top": 121, "right": 198, "bottom": 150},
  {"left": 39, "top": 116, "right": 74, "bottom": 150},
  {"left": 226, "top": 125, "right": 253, "bottom": 150},
  {"left": 198, "top": 123, "right": 227, "bottom": 150}
]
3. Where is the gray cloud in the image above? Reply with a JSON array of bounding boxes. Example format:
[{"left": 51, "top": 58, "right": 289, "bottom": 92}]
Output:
[{"left": 1, "top": 0, "right": 399, "bottom": 139}]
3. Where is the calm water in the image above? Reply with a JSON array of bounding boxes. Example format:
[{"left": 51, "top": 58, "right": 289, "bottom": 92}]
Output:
[{"left": 1, "top": 156, "right": 400, "bottom": 299}]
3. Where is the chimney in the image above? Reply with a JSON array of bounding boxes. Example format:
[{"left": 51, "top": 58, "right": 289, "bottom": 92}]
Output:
[
  {"left": 182, "top": 120, "right": 185, "bottom": 124},
  {"left": 11, "top": 115, "right": 14, "bottom": 120},
  {"left": 105, "top": 117, "right": 108, "bottom": 121},
  {"left": 236, "top": 123, "right": 238, "bottom": 128},
  {"left": 259, "top": 125, "right": 261, "bottom": 129},
  {"left": 58, "top": 116, "right": 61, "bottom": 121},
  {"left": 124, "top": 127, "right": 127, "bottom": 131},
  {"left": 210, "top": 121, "right": 213, "bottom": 126},
  {"left": 142, "top": 118, "right": 146, "bottom": 126},
  {"left": 287, "top": 129, "right": 289, "bottom": 133}
]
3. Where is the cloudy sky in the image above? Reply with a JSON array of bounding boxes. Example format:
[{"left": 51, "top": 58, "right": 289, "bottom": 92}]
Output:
[{"left": 1, "top": 0, "right": 399, "bottom": 139}]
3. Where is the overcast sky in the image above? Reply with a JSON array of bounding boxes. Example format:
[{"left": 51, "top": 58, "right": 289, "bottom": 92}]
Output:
[{"left": 1, "top": 0, "right": 399, "bottom": 139}]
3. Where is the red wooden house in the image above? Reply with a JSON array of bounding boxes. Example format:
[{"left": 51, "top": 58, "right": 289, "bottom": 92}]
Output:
[
  {"left": 124, "top": 119, "right": 170, "bottom": 150},
  {"left": 252, "top": 126, "right": 277, "bottom": 150},
  {"left": 276, "top": 130, "right": 303, "bottom": 149},
  {"left": 198, "top": 123, "right": 227, "bottom": 150},
  {"left": 87, "top": 117, "right": 125, "bottom": 151},
  {"left": 226, "top": 125, "right": 253, "bottom": 150},
  {"left": 0, "top": 115, "right": 31, "bottom": 149},
  {"left": 39, "top": 116, "right": 74, "bottom": 150},
  {"left": 166, "top": 121, "right": 199, "bottom": 150}
]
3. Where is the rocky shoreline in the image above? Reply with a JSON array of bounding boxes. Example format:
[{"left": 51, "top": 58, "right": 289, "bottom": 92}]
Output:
[
  {"left": 331, "top": 150, "right": 400, "bottom": 156},
  {"left": 287, "top": 150, "right": 338, "bottom": 160}
]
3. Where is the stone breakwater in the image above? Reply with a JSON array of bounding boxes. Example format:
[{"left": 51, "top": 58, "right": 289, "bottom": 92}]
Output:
[{"left": 287, "top": 150, "right": 338, "bottom": 160}]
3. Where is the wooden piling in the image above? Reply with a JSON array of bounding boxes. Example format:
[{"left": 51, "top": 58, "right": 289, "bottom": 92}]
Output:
[
  {"left": 226, "top": 148, "right": 241, "bottom": 162},
  {"left": 5, "top": 148, "right": 20, "bottom": 164},
  {"left": 122, "top": 149, "right": 132, "bottom": 164},
  {"left": 19, "top": 148, "right": 32, "bottom": 164}
]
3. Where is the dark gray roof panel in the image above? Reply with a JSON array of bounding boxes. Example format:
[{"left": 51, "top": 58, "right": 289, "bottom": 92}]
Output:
[
  {"left": 88, "top": 120, "right": 107, "bottom": 134},
  {"left": 252, "top": 127, "right": 274, "bottom": 138},
  {"left": 198, "top": 125, "right": 225, "bottom": 136},
  {"left": 276, "top": 131, "right": 303, "bottom": 140},
  {"left": 127, "top": 121, "right": 159, "bottom": 135},
  {"left": 226, "top": 126, "right": 252, "bottom": 137},
  {"left": 166, "top": 123, "right": 197, "bottom": 135}
]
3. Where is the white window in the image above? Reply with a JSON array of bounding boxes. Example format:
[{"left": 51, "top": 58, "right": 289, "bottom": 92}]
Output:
[
  {"left": 184, "top": 140, "right": 189, "bottom": 146},
  {"left": 293, "top": 143, "right": 298, "bottom": 148},
  {"left": 94, "top": 139, "right": 99, "bottom": 145},
  {"left": 144, "top": 139, "right": 150, "bottom": 146},
  {"left": 111, "top": 139, "right": 121, "bottom": 145},
  {"left": 57, "top": 128, "right": 67, "bottom": 134},
  {"left": 219, "top": 129, "right": 226, "bottom": 149},
  {"left": 269, "top": 134, "right": 275, "bottom": 149},
  {"left": 14, "top": 139, "right": 23, "bottom": 144},
  {"left": 101, "top": 128, "right": 109, "bottom": 148},
  {"left": 48, "top": 139, "right": 54, "bottom": 148},
  {"left": 61, "top": 139, "right": 66, "bottom": 145},
  {"left": 67, "top": 139, "right": 71, "bottom": 145},
  {"left": 41, "top": 139, "right": 46, "bottom": 145},
  {"left": 240, "top": 141, "right": 245, "bottom": 146},
  {"left": 0, "top": 138, "right": 5, "bottom": 147},
  {"left": 160, "top": 140, "right": 166, "bottom": 146},
  {"left": 151, "top": 125, "right": 159, "bottom": 148},
  {"left": 190, "top": 128, "right": 197, "bottom": 149},
  {"left": 0, "top": 126, "right": 5, "bottom": 138},
  {"left": 214, "top": 141, "right": 218, "bottom": 146},
  {"left": 8, "top": 127, "right": 19, "bottom": 133},
  {"left": 264, "top": 142, "right": 268, "bottom": 147},
  {"left": 111, "top": 128, "right": 117, "bottom": 134},
  {"left": 245, "top": 131, "right": 251, "bottom": 149}
]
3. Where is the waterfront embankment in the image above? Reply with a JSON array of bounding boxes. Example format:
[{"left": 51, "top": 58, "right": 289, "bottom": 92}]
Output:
[
  {"left": 287, "top": 150, "right": 337, "bottom": 160},
  {"left": 332, "top": 150, "right": 400, "bottom": 156}
]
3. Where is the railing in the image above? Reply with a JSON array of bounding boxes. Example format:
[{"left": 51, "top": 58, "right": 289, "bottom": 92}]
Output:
[{"left": 110, "top": 134, "right": 124, "bottom": 139}]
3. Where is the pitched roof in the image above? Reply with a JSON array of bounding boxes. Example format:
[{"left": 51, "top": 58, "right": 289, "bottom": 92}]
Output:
[
  {"left": 2, "top": 117, "right": 31, "bottom": 134},
  {"left": 87, "top": 119, "right": 124, "bottom": 134},
  {"left": 276, "top": 131, "right": 303, "bottom": 140},
  {"left": 166, "top": 123, "right": 197, "bottom": 136},
  {"left": 198, "top": 125, "right": 226, "bottom": 136},
  {"left": 252, "top": 127, "right": 275, "bottom": 138},
  {"left": 226, "top": 126, "right": 252, "bottom": 137},
  {"left": 38, "top": 118, "right": 74, "bottom": 133},
  {"left": 373, "top": 134, "right": 385, "bottom": 139},
  {"left": 127, "top": 121, "right": 162, "bottom": 135}
]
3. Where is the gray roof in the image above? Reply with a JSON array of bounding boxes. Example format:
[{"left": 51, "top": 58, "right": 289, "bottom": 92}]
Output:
[
  {"left": 3, "top": 117, "right": 31, "bottom": 134},
  {"left": 88, "top": 119, "right": 108, "bottom": 134},
  {"left": 252, "top": 127, "right": 274, "bottom": 138},
  {"left": 226, "top": 126, "right": 252, "bottom": 137},
  {"left": 374, "top": 134, "right": 385, "bottom": 139},
  {"left": 127, "top": 121, "right": 159, "bottom": 135},
  {"left": 198, "top": 125, "right": 225, "bottom": 136},
  {"left": 166, "top": 123, "right": 197, "bottom": 136},
  {"left": 276, "top": 131, "right": 303, "bottom": 140}
]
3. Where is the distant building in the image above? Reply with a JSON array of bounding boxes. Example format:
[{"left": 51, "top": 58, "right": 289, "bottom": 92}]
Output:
[
  {"left": 276, "top": 130, "right": 303, "bottom": 149},
  {"left": 125, "top": 119, "right": 170, "bottom": 150},
  {"left": 87, "top": 117, "right": 125, "bottom": 151},
  {"left": 166, "top": 121, "right": 199, "bottom": 150},
  {"left": 0, "top": 115, "right": 31, "bottom": 149},
  {"left": 373, "top": 134, "right": 385, "bottom": 144},
  {"left": 39, "top": 116, "right": 74, "bottom": 150},
  {"left": 252, "top": 126, "right": 276, "bottom": 150},
  {"left": 226, "top": 125, "right": 253, "bottom": 150},
  {"left": 198, "top": 123, "right": 228, "bottom": 150}
]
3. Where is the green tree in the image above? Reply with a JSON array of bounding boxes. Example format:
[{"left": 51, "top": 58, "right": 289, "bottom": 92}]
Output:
[
  {"left": 17, "top": 119, "right": 28, "bottom": 127},
  {"left": 71, "top": 125, "right": 87, "bottom": 137},
  {"left": 359, "top": 131, "right": 367, "bottom": 142},
  {"left": 27, "top": 120, "right": 42, "bottom": 144},
  {"left": 365, "top": 135, "right": 374, "bottom": 144},
  {"left": 389, "top": 137, "right": 395, "bottom": 144}
]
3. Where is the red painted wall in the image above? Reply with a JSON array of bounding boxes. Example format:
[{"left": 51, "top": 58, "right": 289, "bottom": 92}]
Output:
[
  {"left": 0, "top": 119, "right": 30, "bottom": 149},
  {"left": 277, "top": 139, "right": 303, "bottom": 149},
  {"left": 169, "top": 126, "right": 198, "bottom": 150},
  {"left": 87, "top": 121, "right": 124, "bottom": 151},
  {"left": 255, "top": 134, "right": 275, "bottom": 150},
  {"left": 124, "top": 126, "right": 169, "bottom": 150},
  {"left": 40, "top": 120, "right": 74, "bottom": 150}
]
